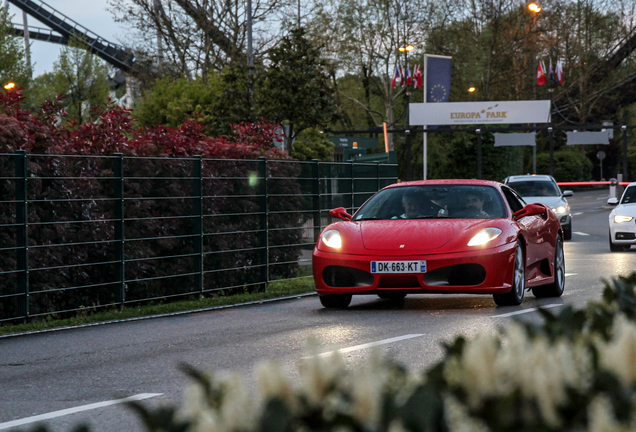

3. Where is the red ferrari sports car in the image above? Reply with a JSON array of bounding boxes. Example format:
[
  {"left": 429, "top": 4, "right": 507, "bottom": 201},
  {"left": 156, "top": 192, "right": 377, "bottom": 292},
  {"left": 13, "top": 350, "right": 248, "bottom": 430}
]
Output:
[{"left": 312, "top": 180, "right": 565, "bottom": 308}]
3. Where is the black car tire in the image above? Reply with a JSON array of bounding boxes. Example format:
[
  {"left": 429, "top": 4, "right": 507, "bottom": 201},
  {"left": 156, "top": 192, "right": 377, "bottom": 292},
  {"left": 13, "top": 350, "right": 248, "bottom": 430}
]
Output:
[
  {"left": 563, "top": 223, "right": 572, "bottom": 240},
  {"left": 493, "top": 240, "right": 525, "bottom": 306},
  {"left": 377, "top": 293, "right": 407, "bottom": 300},
  {"left": 319, "top": 294, "right": 352, "bottom": 309},
  {"left": 532, "top": 236, "right": 565, "bottom": 298}
]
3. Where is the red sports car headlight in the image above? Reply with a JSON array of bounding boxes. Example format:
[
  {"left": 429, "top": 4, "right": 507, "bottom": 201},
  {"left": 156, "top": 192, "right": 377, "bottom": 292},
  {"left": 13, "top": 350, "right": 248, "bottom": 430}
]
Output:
[
  {"left": 467, "top": 227, "right": 502, "bottom": 246},
  {"left": 321, "top": 229, "right": 342, "bottom": 249}
]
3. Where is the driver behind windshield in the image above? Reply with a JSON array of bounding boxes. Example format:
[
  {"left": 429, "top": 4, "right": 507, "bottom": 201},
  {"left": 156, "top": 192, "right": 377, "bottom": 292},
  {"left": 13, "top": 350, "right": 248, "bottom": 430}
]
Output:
[{"left": 394, "top": 190, "right": 436, "bottom": 219}]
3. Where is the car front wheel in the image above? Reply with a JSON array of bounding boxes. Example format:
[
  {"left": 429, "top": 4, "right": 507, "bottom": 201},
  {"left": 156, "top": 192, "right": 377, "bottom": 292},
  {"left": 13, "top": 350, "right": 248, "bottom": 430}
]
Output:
[
  {"left": 319, "top": 294, "right": 352, "bottom": 309},
  {"left": 563, "top": 223, "right": 572, "bottom": 240},
  {"left": 493, "top": 240, "right": 525, "bottom": 306}
]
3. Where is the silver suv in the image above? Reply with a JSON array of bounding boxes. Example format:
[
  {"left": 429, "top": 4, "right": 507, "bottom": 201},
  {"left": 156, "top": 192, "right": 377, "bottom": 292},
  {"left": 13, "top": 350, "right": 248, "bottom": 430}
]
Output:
[{"left": 502, "top": 174, "right": 573, "bottom": 240}]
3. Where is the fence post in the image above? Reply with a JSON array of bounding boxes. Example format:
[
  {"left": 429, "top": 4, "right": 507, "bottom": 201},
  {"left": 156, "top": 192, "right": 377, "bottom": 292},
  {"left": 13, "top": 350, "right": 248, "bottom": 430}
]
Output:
[
  {"left": 257, "top": 157, "right": 268, "bottom": 289},
  {"left": 15, "top": 150, "right": 28, "bottom": 320},
  {"left": 192, "top": 155, "right": 204, "bottom": 295},
  {"left": 548, "top": 127, "right": 554, "bottom": 177},
  {"left": 476, "top": 129, "right": 482, "bottom": 179},
  {"left": 311, "top": 159, "right": 321, "bottom": 242},
  {"left": 350, "top": 160, "right": 355, "bottom": 214},
  {"left": 113, "top": 153, "right": 125, "bottom": 307},
  {"left": 376, "top": 162, "right": 381, "bottom": 192},
  {"left": 622, "top": 126, "right": 628, "bottom": 182}
]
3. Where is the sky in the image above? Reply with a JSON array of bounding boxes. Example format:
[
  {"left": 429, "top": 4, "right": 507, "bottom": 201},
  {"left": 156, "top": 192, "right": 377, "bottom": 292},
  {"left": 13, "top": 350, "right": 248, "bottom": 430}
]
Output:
[{"left": 4, "top": 0, "right": 128, "bottom": 77}]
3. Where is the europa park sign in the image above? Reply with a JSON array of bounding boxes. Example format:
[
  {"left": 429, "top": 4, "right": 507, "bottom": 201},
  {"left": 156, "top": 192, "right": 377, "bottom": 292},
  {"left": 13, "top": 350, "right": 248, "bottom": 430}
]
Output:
[{"left": 409, "top": 100, "right": 551, "bottom": 126}]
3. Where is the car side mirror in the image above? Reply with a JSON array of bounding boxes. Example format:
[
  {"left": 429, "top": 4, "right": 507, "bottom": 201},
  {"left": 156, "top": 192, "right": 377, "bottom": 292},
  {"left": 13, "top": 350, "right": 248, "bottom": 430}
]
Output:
[
  {"left": 607, "top": 197, "right": 619, "bottom": 206},
  {"left": 563, "top": 190, "right": 573, "bottom": 197},
  {"left": 329, "top": 207, "right": 352, "bottom": 221},
  {"left": 513, "top": 203, "right": 547, "bottom": 221}
]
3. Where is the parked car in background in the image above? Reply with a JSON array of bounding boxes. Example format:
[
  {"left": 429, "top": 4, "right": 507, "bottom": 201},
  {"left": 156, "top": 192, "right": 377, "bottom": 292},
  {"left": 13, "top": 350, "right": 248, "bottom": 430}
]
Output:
[
  {"left": 608, "top": 182, "right": 636, "bottom": 251},
  {"left": 503, "top": 174, "right": 573, "bottom": 240}
]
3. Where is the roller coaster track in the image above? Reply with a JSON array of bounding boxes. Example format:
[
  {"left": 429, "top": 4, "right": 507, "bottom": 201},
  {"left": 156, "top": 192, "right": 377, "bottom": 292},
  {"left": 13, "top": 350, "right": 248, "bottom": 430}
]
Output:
[{"left": 7, "top": 0, "right": 134, "bottom": 72}]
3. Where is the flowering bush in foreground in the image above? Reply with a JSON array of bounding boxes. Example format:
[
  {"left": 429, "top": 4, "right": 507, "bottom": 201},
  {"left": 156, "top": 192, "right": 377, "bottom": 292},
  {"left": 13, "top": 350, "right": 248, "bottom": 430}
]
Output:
[{"left": 27, "top": 274, "right": 636, "bottom": 432}]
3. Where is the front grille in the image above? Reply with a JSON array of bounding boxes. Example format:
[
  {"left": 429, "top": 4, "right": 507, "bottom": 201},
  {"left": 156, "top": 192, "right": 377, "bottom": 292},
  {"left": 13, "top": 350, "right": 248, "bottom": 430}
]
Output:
[
  {"left": 616, "top": 232, "right": 636, "bottom": 240},
  {"left": 424, "top": 263, "right": 486, "bottom": 286},
  {"left": 322, "top": 265, "right": 374, "bottom": 288}
]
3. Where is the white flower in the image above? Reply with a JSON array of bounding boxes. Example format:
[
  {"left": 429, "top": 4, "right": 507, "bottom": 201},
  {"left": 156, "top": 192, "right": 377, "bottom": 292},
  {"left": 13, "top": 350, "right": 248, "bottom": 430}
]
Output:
[
  {"left": 350, "top": 349, "right": 387, "bottom": 427},
  {"left": 255, "top": 360, "right": 297, "bottom": 411},
  {"left": 599, "top": 316, "right": 636, "bottom": 387},
  {"left": 298, "top": 342, "right": 346, "bottom": 406},
  {"left": 586, "top": 395, "right": 627, "bottom": 432}
]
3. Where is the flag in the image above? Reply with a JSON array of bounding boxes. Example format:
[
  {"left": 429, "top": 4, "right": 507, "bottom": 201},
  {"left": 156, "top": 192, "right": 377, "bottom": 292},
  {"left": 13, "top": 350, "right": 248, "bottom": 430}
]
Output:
[
  {"left": 391, "top": 65, "right": 401, "bottom": 88},
  {"left": 537, "top": 60, "right": 546, "bottom": 86},
  {"left": 556, "top": 59, "right": 564, "bottom": 85},
  {"left": 549, "top": 59, "right": 554, "bottom": 83},
  {"left": 426, "top": 56, "right": 451, "bottom": 103},
  {"left": 405, "top": 64, "right": 412, "bottom": 87},
  {"left": 413, "top": 65, "right": 422, "bottom": 88}
]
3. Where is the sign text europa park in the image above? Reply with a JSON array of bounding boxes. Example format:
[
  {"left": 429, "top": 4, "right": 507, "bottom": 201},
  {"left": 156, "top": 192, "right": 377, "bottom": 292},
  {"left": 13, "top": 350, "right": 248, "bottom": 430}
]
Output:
[{"left": 410, "top": 100, "right": 551, "bottom": 126}]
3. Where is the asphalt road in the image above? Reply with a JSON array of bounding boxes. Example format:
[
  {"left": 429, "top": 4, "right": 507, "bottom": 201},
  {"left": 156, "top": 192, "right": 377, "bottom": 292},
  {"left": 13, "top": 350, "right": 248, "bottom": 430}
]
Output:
[{"left": 1, "top": 188, "right": 633, "bottom": 432}]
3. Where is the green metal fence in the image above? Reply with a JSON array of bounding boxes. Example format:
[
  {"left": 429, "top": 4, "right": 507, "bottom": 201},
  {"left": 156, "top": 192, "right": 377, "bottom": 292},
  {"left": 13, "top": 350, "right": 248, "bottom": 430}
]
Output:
[{"left": 0, "top": 152, "right": 397, "bottom": 322}]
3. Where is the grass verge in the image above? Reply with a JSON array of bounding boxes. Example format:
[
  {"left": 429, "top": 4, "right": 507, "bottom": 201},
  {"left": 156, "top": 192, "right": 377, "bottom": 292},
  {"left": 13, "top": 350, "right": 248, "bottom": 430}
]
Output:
[{"left": 0, "top": 277, "right": 316, "bottom": 337}]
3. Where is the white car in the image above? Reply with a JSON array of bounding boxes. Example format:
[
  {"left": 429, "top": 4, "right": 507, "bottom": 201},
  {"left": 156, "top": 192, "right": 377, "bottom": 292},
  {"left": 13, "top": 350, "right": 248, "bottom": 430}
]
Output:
[
  {"left": 503, "top": 175, "right": 573, "bottom": 240},
  {"left": 608, "top": 182, "right": 636, "bottom": 251}
]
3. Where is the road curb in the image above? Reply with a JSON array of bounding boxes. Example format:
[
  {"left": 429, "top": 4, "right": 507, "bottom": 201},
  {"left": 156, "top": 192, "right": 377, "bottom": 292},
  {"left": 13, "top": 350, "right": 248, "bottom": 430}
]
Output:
[{"left": 0, "top": 292, "right": 318, "bottom": 339}]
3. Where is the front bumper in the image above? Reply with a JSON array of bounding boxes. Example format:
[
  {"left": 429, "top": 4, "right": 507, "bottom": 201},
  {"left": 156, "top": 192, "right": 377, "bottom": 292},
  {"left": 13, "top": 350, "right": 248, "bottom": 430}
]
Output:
[
  {"left": 610, "top": 220, "right": 636, "bottom": 245},
  {"left": 312, "top": 242, "right": 517, "bottom": 296}
]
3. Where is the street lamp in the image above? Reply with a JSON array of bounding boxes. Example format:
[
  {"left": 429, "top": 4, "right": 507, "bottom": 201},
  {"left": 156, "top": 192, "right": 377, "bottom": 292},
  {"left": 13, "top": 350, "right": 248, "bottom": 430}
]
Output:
[
  {"left": 399, "top": 45, "right": 414, "bottom": 180},
  {"left": 467, "top": 86, "right": 476, "bottom": 93},
  {"left": 528, "top": 1, "right": 540, "bottom": 173},
  {"left": 4, "top": 82, "right": 16, "bottom": 91}
]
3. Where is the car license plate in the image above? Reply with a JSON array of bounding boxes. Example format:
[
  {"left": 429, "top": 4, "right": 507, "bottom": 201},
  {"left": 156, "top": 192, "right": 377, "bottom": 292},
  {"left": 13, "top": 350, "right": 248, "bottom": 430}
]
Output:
[{"left": 370, "top": 260, "right": 426, "bottom": 274}]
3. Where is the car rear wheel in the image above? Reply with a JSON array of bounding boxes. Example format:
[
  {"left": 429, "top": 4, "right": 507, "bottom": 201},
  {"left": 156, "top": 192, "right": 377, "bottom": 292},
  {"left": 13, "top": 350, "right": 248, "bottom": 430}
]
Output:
[
  {"left": 319, "top": 294, "right": 352, "bottom": 309},
  {"left": 532, "top": 236, "right": 565, "bottom": 298},
  {"left": 377, "top": 293, "right": 407, "bottom": 300},
  {"left": 563, "top": 223, "right": 572, "bottom": 241},
  {"left": 609, "top": 231, "right": 628, "bottom": 252},
  {"left": 493, "top": 240, "right": 525, "bottom": 306}
]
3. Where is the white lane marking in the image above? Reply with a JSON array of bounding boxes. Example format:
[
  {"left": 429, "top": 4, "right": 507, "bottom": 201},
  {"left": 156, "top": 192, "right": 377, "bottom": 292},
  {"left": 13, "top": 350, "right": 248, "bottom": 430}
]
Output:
[
  {"left": 573, "top": 212, "right": 583, "bottom": 216},
  {"left": 573, "top": 232, "right": 590, "bottom": 236},
  {"left": 303, "top": 334, "right": 425, "bottom": 359},
  {"left": 491, "top": 304, "right": 564, "bottom": 318},
  {"left": 0, "top": 393, "right": 162, "bottom": 431},
  {"left": 565, "top": 273, "right": 577, "bottom": 277}
]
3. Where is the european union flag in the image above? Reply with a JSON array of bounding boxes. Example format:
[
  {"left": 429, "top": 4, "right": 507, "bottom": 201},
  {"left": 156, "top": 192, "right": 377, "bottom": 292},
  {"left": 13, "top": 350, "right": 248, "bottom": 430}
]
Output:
[{"left": 426, "top": 56, "right": 452, "bottom": 103}]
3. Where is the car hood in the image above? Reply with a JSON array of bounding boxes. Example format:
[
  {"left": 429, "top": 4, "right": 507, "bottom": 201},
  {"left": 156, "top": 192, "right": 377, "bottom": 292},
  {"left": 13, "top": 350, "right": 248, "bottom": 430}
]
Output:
[
  {"left": 521, "top": 196, "right": 566, "bottom": 209},
  {"left": 359, "top": 219, "right": 491, "bottom": 252},
  {"left": 612, "top": 203, "right": 636, "bottom": 217}
]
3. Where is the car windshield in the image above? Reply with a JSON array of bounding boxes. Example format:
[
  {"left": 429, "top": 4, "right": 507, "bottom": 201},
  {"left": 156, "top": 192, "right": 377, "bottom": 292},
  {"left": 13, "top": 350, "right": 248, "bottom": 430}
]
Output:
[
  {"left": 352, "top": 185, "right": 507, "bottom": 221},
  {"left": 621, "top": 186, "right": 636, "bottom": 204},
  {"left": 507, "top": 180, "right": 560, "bottom": 197}
]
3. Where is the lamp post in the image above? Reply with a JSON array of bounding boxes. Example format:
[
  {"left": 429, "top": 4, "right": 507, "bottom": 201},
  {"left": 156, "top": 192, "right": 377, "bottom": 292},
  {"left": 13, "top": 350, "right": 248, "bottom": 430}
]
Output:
[
  {"left": 399, "top": 44, "right": 414, "bottom": 180},
  {"left": 528, "top": 1, "right": 541, "bottom": 173}
]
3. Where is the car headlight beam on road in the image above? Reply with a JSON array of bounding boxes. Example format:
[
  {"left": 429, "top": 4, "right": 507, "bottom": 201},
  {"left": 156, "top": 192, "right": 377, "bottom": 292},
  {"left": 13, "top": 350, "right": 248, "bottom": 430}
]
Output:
[
  {"left": 322, "top": 230, "right": 342, "bottom": 249},
  {"left": 614, "top": 215, "right": 634, "bottom": 223},
  {"left": 468, "top": 228, "right": 502, "bottom": 246}
]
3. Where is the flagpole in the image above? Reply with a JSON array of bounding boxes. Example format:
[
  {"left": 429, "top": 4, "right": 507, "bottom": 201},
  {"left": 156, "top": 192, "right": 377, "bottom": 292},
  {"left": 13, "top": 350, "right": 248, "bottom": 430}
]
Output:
[{"left": 423, "top": 54, "right": 428, "bottom": 180}]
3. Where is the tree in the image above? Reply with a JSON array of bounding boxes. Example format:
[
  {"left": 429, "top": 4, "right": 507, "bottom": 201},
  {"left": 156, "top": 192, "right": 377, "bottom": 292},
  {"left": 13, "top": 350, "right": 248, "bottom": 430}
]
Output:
[
  {"left": 37, "top": 38, "right": 111, "bottom": 126},
  {"left": 108, "top": 0, "right": 297, "bottom": 80},
  {"left": 0, "top": 8, "right": 31, "bottom": 92},
  {"left": 134, "top": 75, "right": 223, "bottom": 128},
  {"left": 255, "top": 27, "right": 336, "bottom": 156},
  {"left": 292, "top": 128, "right": 334, "bottom": 161}
]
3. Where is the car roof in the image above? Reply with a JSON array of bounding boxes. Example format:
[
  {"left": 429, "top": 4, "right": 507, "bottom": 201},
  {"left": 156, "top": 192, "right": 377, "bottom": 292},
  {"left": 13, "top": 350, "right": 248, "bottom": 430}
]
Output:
[
  {"left": 504, "top": 174, "right": 555, "bottom": 182},
  {"left": 385, "top": 179, "right": 503, "bottom": 189}
]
